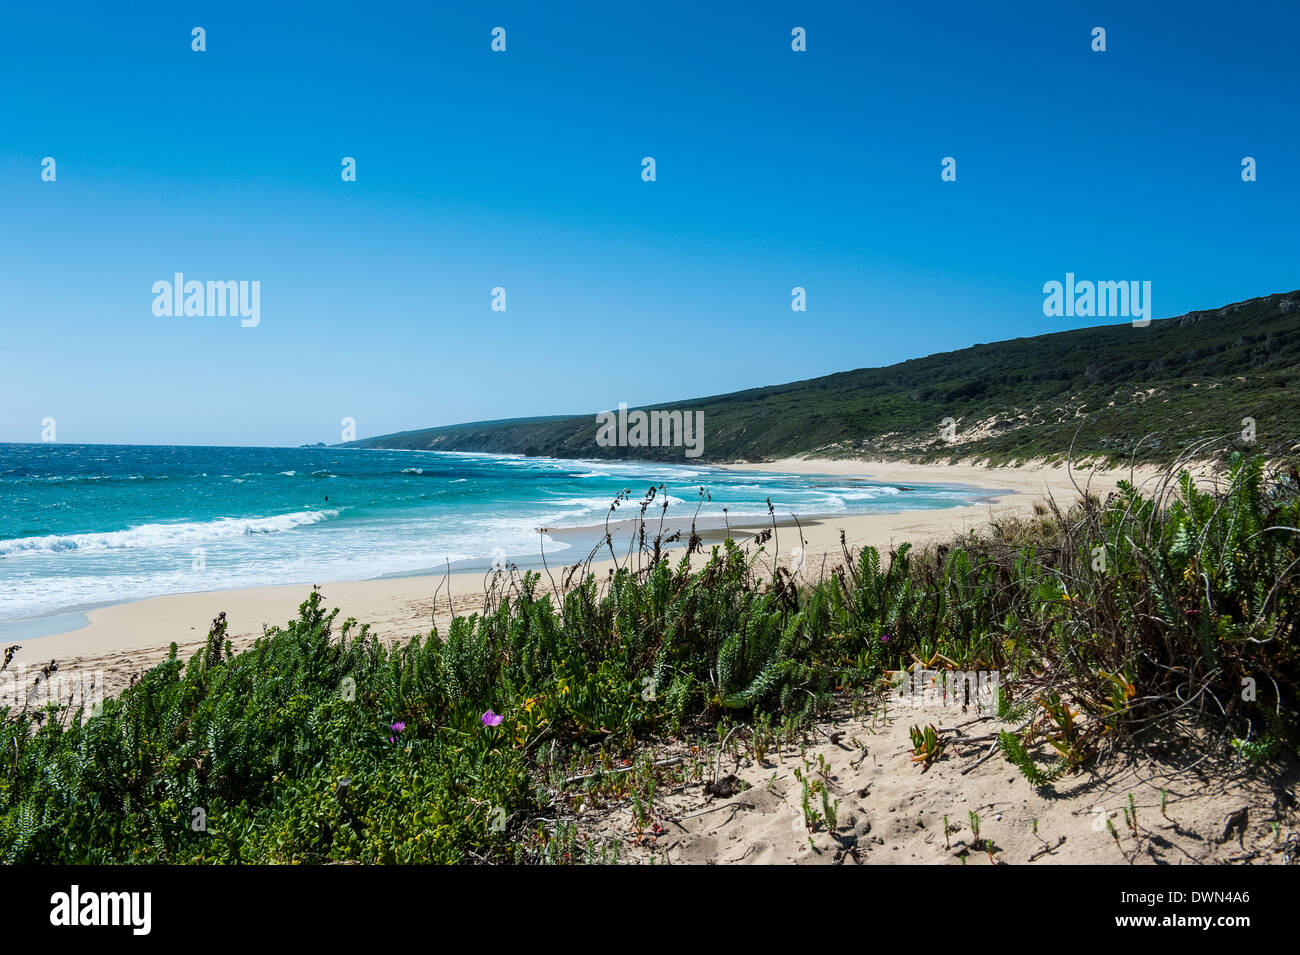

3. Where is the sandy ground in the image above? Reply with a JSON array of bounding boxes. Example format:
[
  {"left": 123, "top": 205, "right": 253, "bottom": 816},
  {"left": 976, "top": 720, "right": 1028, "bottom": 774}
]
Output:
[
  {"left": 11, "top": 458, "right": 1168, "bottom": 701},
  {"left": 573, "top": 704, "right": 1299, "bottom": 865}
]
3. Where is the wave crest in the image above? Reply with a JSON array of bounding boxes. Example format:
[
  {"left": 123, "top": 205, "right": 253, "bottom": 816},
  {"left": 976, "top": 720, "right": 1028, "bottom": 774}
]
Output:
[{"left": 0, "top": 510, "right": 338, "bottom": 557}]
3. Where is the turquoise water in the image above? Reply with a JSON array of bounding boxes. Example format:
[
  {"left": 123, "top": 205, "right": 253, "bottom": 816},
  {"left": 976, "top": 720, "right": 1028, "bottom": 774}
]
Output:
[{"left": 0, "top": 443, "right": 988, "bottom": 623}]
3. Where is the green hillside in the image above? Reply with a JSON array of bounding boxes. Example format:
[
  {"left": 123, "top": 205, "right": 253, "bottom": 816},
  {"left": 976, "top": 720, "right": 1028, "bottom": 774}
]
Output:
[{"left": 348, "top": 289, "right": 1300, "bottom": 464}]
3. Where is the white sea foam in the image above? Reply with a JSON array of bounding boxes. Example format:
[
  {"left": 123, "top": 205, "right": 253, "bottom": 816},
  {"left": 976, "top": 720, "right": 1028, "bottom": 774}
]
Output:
[
  {"left": 0, "top": 510, "right": 338, "bottom": 557},
  {"left": 546, "top": 497, "right": 617, "bottom": 508},
  {"left": 822, "top": 486, "right": 902, "bottom": 501}
]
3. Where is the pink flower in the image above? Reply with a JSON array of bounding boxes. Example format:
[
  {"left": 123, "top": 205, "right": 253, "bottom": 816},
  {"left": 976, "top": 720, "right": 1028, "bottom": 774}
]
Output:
[{"left": 481, "top": 710, "right": 504, "bottom": 727}]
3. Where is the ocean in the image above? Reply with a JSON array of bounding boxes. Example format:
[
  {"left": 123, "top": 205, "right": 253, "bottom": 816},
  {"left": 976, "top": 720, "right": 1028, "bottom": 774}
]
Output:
[{"left": 0, "top": 443, "right": 987, "bottom": 631}]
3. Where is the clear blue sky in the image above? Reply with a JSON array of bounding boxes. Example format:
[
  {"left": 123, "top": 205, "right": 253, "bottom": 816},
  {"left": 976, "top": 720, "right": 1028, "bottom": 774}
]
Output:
[{"left": 1, "top": 0, "right": 1296, "bottom": 446}]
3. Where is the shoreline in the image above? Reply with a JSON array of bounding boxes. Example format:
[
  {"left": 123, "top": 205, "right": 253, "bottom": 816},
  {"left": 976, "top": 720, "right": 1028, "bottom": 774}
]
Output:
[
  {"left": 8, "top": 457, "right": 1169, "bottom": 697},
  {"left": 0, "top": 492, "right": 987, "bottom": 642}
]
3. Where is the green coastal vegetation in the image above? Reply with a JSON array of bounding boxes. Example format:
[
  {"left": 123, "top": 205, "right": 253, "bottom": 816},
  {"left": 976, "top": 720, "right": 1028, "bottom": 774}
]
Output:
[
  {"left": 346, "top": 289, "right": 1300, "bottom": 465},
  {"left": 2, "top": 452, "right": 1297, "bottom": 863}
]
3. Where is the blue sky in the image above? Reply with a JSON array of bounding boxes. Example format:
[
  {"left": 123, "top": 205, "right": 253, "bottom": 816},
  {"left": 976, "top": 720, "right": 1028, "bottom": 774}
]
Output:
[{"left": 1, "top": 0, "right": 1296, "bottom": 446}]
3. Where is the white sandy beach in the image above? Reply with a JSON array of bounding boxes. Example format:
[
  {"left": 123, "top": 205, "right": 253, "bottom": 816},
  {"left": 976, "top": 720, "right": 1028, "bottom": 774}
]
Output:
[{"left": 12, "top": 457, "right": 1170, "bottom": 698}]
